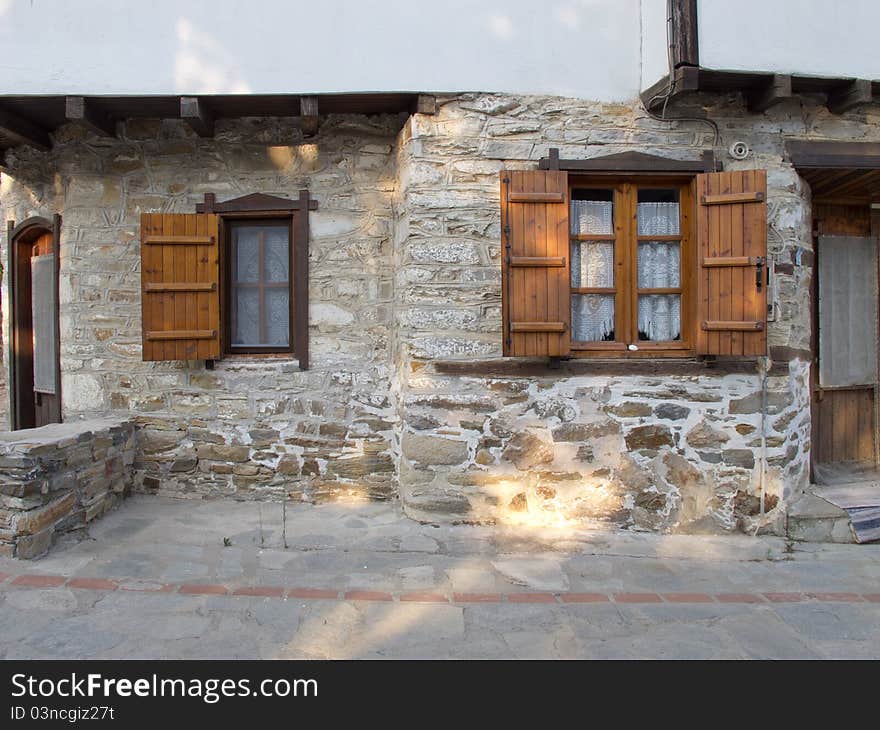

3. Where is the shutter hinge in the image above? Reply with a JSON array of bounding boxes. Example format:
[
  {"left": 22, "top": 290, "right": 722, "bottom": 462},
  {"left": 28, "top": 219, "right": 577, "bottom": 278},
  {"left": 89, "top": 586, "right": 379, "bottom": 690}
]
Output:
[
  {"left": 755, "top": 256, "right": 765, "bottom": 291},
  {"left": 503, "top": 224, "right": 511, "bottom": 243}
]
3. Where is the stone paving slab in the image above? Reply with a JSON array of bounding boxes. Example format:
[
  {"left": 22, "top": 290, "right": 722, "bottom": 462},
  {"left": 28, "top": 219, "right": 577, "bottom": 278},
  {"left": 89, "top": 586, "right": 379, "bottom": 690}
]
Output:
[{"left": 0, "top": 496, "right": 879, "bottom": 659}]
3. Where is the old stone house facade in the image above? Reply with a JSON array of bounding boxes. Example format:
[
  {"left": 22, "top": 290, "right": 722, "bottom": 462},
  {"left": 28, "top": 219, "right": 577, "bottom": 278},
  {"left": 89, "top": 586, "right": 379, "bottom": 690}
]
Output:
[{"left": 1, "top": 1, "right": 878, "bottom": 555}]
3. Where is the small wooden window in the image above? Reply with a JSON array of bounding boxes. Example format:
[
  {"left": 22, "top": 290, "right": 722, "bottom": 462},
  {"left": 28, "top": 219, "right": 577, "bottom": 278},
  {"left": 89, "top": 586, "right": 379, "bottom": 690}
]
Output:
[
  {"left": 226, "top": 219, "right": 293, "bottom": 354},
  {"left": 140, "top": 190, "right": 315, "bottom": 368}
]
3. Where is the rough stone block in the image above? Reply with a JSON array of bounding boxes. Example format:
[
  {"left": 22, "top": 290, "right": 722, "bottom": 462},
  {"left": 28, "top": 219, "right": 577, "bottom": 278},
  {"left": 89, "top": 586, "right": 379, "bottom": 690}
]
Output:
[
  {"left": 15, "top": 526, "right": 54, "bottom": 559},
  {"left": 13, "top": 492, "right": 76, "bottom": 536},
  {"left": 402, "top": 434, "right": 469, "bottom": 466},
  {"left": 625, "top": 425, "right": 673, "bottom": 451}
]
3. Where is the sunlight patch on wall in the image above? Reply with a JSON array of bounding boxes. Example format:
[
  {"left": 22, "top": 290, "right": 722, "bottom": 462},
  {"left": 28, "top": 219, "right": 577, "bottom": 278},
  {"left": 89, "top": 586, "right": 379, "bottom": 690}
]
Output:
[{"left": 174, "top": 18, "right": 251, "bottom": 94}]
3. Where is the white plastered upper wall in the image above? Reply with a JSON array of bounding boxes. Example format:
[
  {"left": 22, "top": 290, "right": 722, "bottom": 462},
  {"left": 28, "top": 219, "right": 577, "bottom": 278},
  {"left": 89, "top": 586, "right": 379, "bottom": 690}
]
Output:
[
  {"left": 0, "top": 0, "right": 652, "bottom": 102},
  {"left": 698, "top": 0, "right": 880, "bottom": 79}
]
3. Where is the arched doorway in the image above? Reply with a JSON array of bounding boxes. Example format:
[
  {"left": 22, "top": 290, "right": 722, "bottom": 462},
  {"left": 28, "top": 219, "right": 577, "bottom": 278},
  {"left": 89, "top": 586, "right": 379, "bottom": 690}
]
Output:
[{"left": 6, "top": 214, "right": 62, "bottom": 429}]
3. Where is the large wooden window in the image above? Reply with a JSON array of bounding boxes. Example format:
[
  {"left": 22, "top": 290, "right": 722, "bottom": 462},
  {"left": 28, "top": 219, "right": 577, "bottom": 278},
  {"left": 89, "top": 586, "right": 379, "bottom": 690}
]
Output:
[
  {"left": 570, "top": 178, "right": 694, "bottom": 356},
  {"left": 500, "top": 169, "right": 767, "bottom": 359}
]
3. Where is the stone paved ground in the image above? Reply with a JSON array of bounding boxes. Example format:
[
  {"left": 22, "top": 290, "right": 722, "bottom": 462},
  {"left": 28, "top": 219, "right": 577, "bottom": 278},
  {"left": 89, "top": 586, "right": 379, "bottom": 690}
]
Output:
[{"left": 1, "top": 496, "right": 879, "bottom": 659}]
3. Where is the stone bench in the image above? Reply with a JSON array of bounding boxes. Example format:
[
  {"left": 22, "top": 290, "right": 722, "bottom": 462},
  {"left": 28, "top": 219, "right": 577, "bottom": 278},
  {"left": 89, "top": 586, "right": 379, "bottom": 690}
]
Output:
[{"left": 0, "top": 417, "right": 136, "bottom": 558}]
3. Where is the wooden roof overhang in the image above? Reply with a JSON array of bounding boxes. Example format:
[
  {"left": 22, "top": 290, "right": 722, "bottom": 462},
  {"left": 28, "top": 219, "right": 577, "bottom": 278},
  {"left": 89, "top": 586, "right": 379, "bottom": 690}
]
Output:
[
  {"left": 787, "top": 141, "right": 880, "bottom": 203},
  {"left": 642, "top": 67, "right": 879, "bottom": 116},
  {"left": 0, "top": 93, "right": 436, "bottom": 154}
]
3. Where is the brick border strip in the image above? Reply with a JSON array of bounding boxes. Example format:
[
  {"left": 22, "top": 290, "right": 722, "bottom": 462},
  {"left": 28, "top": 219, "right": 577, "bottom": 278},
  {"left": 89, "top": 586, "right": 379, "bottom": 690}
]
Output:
[{"left": 3, "top": 573, "right": 880, "bottom": 604}]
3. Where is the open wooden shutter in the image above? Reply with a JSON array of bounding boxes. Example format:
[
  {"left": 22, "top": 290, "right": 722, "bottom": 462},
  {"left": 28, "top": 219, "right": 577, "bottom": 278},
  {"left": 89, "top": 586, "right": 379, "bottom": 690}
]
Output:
[
  {"left": 696, "top": 170, "right": 768, "bottom": 356},
  {"left": 140, "top": 213, "right": 220, "bottom": 361},
  {"left": 500, "top": 170, "right": 570, "bottom": 357}
]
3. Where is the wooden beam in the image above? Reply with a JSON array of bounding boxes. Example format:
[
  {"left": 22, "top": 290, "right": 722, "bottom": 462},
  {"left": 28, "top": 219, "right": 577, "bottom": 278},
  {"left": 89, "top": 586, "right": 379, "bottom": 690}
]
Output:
[
  {"left": 65, "top": 96, "right": 116, "bottom": 137},
  {"left": 701, "top": 191, "right": 765, "bottom": 205},
  {"left": 670, "top": 0, "right": 699, "bottom": 68},
  {"left": 827, "top": 79, "right": 873, "bottom": 115},
  {"left": 146, "top": 329, "right": 217, "bottom": 341},
  {"left": 416, "top": 94, "right": 437, "bottom": 115},
  {"left": 510, "top": 322, "right": 566, "bottom": 333},
  {"left": 702, "top": 321, "right": 764, "bottom": 332},
  {"left": 747, "top": 74, "right": 792, "bottom": 113},
  {"left": 300, "top": 96, "right": 318, "bottom": 137},
  {"left": 641, "top": 66, "right": 700, "bottom": 112},
  {"left": 539, "top": 149, "right": 715, "bottom": 173},
  {"left": 787, "top": 140, "right": 880, "bottom": 169},
  {"left": 509, "top": 257, "right": 566, "bottom": 267},
  {"left": 180, "top": 96, "right": 214, "bottom": 137},
  {"left": 0, "top": 106, "right": 51, "bottom": 150}
]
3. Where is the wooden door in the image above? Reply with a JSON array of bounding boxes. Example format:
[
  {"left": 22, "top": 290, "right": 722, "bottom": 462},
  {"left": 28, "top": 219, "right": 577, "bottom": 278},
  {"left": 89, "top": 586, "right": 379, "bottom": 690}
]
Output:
[
  {"left": 8, "top": 217, "right": 61, "bottom": 429},
  {"left": 812, "top": 203, "right": 878, "bottom": 476}
]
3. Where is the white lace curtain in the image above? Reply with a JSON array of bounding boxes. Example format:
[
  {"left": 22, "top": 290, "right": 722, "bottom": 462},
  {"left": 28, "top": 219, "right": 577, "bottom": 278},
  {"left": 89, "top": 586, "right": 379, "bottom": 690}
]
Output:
[
  {"left": 637, "top": 202, "right": 680, "bottom": 342},
  {"left": 570, "top": 199, "right": 681, "bottom": 342},
  {"left": 571, "top": 200, "right": 614, "bottom": 341}
]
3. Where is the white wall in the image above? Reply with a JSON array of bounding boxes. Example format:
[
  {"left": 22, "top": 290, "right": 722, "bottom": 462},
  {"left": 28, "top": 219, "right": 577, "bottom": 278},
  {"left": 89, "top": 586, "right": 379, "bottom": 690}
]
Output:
[
  {"left": 0, "top": 0, "right": 654, "bottom": 102},
  {"left": 699, "top": 0, "right": 880, "bottom": 79},
  {"left": 640, "top": 0, "right": 670, "bottom": 90}
]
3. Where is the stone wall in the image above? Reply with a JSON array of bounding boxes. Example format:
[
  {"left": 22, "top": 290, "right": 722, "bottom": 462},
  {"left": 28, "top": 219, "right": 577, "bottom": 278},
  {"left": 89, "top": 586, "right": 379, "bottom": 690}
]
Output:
[
  {"left": 1, "top": 114, "right": 405, "bottom": 504},
  {"left": 390, "top": 92, "right": 879, "bottom": 531},
  {"left": 2, "top": 92, "right": 879, "bottom": 534},
  {"left": 0, "top": 417, "right": 135, "bottom": 558}
]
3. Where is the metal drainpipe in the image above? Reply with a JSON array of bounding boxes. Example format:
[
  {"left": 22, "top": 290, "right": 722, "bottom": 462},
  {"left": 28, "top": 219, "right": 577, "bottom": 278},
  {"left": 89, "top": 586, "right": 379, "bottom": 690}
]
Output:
[{"left": 758, "top": 356, "right": 771, "bottom": 520}]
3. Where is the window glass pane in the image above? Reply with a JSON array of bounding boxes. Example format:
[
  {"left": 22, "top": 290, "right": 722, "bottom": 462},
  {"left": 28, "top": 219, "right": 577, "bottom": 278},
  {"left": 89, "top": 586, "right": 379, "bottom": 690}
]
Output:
[
  {"left": 232, "top": 288, "right": 260, "bottom": 346},
  {"left": 229, "top": 221, "right": 291, "bottom": 349},
  {"left": 265, "top": 289, "right": 290, "bottom": 346},
  {"left": 571, "top": 189, "right": 613, "bottom": 235},
  {"left": 233, "top": 227, "right": 260, "bottom": 282},
  {"left": 638, "top": 295, "right": 681, "bottom": 341},
  {"left": 571, "top": 241, "right": 614, "bottom": 288},
  {"left": 638, "top": 241, "right": 680, "bottom": 288},
  {"left": 572, "top": 294, "right": 615, "bottom": 342},
  {"left": 264, "top": 226, "right": 289, "bottom": 283},
  {"left": 637, "top": 189, "right": 680, "bottom": 236}
]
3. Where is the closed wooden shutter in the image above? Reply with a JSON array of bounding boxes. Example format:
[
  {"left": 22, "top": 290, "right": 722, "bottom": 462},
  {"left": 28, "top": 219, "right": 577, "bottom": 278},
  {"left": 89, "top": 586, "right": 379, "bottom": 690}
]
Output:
[
  {"left": 696, "top": 170, "right": 768, "bottom": 356},
  {"left": 500, "top": 170, "right": 571, "bottom": 357},
  {"left": 140, "top": 213, "right": 220, "bottom": 361}
]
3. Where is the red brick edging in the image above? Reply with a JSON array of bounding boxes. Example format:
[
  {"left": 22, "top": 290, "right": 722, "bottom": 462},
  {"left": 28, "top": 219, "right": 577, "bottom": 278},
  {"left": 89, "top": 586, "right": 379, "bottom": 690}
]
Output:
[{"left": 2, "top": 572, "right": 879, "bottom": 605}]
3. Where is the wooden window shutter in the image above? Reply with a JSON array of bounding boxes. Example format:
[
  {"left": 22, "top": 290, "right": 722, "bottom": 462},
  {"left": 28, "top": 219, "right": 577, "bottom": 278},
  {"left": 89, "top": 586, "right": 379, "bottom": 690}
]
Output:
[
  {"left": 500, "top": 170, "right": 571, "bottom": 357},
  {"left": 696, "top": 170, "right": 768, "bottom": 356},
  {"left": 140, "top": 213, "right": 220, "bottom": 361}
]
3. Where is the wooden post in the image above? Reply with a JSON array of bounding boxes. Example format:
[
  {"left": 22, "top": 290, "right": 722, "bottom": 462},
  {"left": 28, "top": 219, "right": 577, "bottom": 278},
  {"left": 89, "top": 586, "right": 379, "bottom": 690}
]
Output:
[
  {"left": 300, "top": 97, "right": 319, "bottom": 137},
  {"left": 65, "top": 97, "right": 116, "bottom": 137},
  {"left": 180, "top": 97, "right": 215, "bottom": 137}
]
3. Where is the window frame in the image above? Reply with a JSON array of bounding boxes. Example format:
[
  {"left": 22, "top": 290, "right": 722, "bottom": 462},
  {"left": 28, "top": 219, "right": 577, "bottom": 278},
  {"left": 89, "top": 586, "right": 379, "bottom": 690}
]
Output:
[
  {"left": 220, "top": 212, "right": 296, "bottom": 356},
  {"left": 568, "top": 173, "right": 697, "bottom": 358}
]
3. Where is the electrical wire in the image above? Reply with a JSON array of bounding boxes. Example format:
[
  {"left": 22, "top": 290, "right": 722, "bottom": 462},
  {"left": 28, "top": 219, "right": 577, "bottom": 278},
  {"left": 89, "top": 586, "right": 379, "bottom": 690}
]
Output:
[{"left": 642, "top": 2, "right": 721, "bottom": 159}]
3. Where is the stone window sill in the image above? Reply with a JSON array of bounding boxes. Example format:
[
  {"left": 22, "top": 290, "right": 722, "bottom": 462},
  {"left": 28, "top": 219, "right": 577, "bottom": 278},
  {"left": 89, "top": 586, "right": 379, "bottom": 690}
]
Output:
[{"left": 212, "top": 355, "right": 301, "bottom": 372}]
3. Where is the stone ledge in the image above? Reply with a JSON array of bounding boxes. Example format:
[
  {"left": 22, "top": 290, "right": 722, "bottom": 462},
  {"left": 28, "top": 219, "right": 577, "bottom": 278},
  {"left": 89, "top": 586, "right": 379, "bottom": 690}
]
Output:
[{"left": 0, "top": 417, "right": 136, "bottom": 559}]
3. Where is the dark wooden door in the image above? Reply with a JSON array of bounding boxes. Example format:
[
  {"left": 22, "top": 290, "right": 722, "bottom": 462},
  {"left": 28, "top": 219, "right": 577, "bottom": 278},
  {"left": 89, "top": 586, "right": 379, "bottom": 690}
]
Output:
[
  {"left": 9, "top": 218, "right": 61, "bottom": 429},
  {"left": 813, "top": 203, "right": 878, "bottom": 475}
]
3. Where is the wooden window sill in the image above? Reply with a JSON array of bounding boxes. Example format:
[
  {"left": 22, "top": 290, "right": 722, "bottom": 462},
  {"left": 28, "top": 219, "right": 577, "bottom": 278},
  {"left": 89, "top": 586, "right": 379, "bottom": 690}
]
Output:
[{"left": 430, "top": 356, "right": 787, "bottom": 377}]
